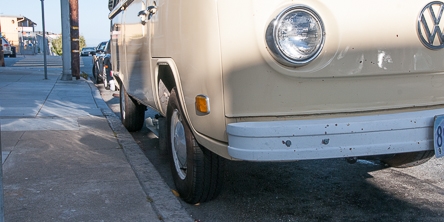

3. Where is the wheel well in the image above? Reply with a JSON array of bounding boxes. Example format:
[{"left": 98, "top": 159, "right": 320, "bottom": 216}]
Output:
[
  {"left": 158, "top": 64, "right": 176, "bottom": 92},
  {"left": 113, "top": 71, "right": 122, "bottom": 92}
]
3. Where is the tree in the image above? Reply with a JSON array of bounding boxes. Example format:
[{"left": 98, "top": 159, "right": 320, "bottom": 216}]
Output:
[
  {"left": 51, "top": 36, "right": 63, "bottom": 55},
  {"left": 79, "top": 36, "right": 86, "bottom": 50},
  {"left": 50, "top": 35, "right": 86, "bottom": 56}
]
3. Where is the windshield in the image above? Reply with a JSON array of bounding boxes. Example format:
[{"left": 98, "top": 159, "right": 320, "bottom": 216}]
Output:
[{"left": 97, "top": 42, "right": 107, "bottom": 50}]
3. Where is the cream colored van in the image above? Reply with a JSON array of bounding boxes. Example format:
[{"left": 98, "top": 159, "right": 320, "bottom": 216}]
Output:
[{"left": 108, "top": 0, "right": 444, "bottom": 203}]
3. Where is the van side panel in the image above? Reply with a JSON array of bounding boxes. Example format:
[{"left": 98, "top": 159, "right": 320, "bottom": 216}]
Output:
[
  {"left": 110, "top": 13, "right": 122, "bottom": 77},
  {"left": 120, "top": 0, "right": 157, "bottom": 108},
  {"left": 152, "top": 0, "right": 226, "bottom": 144}
]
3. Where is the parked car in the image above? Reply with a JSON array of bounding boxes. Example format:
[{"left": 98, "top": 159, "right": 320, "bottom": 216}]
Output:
[
  {"left": 1, "top": 37, "right": 12, "bottom": 57},
  {"left": 92, "top": 40, "right": 115, "bottom": 90},
  {"left": 80, "top": 47, "right": 96, "bottom": 56},
  {"left": 92, "top": 41, "right": 108, "bottom": 84},
  {"left": 108, "top": 0, "right": 444, "bottom": 204},
  {"left": 101, "top": 41, "right": 115, "bottom": 90}
]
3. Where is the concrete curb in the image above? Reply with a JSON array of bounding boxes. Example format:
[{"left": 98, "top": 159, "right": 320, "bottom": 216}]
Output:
[{"left": 86, "top": 80, "right": 193, "bottom": 222}]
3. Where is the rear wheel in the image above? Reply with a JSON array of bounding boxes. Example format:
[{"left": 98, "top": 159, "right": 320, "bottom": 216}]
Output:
[
  {"left": 119, "top": 84, "right": 145, "bottom": 132},
  {"left": 167, "top": 88, "right": 224, "bottom": 204},
  {"left": 381, "top": 151, "right": 434, "bottom": 168}
]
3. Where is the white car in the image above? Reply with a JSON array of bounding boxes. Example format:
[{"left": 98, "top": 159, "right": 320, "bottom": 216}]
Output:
[{"left": 1, "top": 37, "right": 12, "bottom": 57}]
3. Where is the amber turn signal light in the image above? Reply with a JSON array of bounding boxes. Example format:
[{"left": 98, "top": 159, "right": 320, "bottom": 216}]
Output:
[{"left": 195, "top": 95, "right": 210, "bottom": 114}]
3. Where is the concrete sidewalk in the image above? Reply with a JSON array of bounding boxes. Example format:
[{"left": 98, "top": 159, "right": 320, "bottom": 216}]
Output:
[{"left": 0, "top": 66, "right": 192, "bottom": 221}]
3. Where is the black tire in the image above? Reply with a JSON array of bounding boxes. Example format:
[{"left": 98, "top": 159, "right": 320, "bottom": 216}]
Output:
[
  {"left": 381, "top": 151, "right": 434, "bottom": 168},
  {"left": 92, "top": 64, "right": 98, "bottom": 84},
  {"left": 167, "top": 88, "right": 224, "bottom": 204},
  {"left": 119, "top": 84, "right": 145, "bottom": 132},
  {"left": 92, "top": 62, "right": 102, "bottom": 84}
]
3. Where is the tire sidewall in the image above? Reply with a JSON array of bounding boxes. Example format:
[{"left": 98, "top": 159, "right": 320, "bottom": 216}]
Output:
[
  {"left": 93, "top": 62, "right": 102, "bottom": 84},
  {"left": 167, "top": 89, "right": 201, "bottom": 202}
]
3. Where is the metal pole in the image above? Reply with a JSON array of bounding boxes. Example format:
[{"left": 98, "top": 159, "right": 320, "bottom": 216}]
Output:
[
  {"left": 41, "top": 0, "right": 48, "bottom": 80},
  {"left": 60, "top": 0, "right": 72, "bottom": 81}
]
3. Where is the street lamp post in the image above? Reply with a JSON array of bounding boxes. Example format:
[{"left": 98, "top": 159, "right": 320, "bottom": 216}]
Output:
[{"left": 41, "top": 0, "right": 48, "bottom": 80}]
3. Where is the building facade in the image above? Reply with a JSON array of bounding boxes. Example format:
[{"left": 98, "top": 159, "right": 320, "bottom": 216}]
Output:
[{"left": 0, "top": 15, "right": 37, "bottom": 54}]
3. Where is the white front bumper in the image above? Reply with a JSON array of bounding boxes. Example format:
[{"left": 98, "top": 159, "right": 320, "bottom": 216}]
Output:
[{"left": 226, "top": 109, "right": 443, "bottom": 161}]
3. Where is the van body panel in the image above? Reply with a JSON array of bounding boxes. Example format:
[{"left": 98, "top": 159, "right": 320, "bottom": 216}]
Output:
[{"left": 110, "top": 0, "right": 444, "bottom": 160}]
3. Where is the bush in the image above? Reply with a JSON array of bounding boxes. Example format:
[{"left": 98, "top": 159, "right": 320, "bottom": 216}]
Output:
[{"left": 51, "top": 35, "right": 86, "bottom": 56}]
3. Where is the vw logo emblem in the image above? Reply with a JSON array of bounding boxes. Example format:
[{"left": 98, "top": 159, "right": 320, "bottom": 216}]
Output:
[{"left": 418, "top": 1, "right": 444, "bottom": 50}]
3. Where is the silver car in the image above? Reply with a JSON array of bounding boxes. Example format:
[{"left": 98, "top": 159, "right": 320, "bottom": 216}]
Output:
[
  {"left": 1, "top": 37, "right": 12, "bottom": 57},
  {"left": 80, "top": 47, "right": 96, "bottom": 56}
]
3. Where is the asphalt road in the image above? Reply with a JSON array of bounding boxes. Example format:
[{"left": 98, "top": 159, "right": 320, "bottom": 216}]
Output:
[
  {"left": 94, "top": 78, "right": 444, "bottom": 221},
  {"left": 132, "top": 135, "right": 444, "bottom": 221}
]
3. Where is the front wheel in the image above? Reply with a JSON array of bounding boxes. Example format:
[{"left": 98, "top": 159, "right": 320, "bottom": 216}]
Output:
[
  {"left": 119, "top": 84, "right": 145, "bottom": 132},
  {"left": 381, "top": 151, "right": 434, "bottom": 168},
  {"left": 167, "top": 88, "right": 224, "bottom": 204}
]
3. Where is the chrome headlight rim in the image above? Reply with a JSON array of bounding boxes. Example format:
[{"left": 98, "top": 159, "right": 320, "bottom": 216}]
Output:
[{"left": 266, "top": 5, "right": 325, "bottom": 67}]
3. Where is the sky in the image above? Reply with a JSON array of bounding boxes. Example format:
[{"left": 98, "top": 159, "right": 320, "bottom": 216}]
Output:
[{"left": 1, "top": 0, "right": 110, "bottom": 47}]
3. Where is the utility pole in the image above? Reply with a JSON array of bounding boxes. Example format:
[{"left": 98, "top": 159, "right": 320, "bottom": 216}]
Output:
[
  {"left": 69, "top": 0, "right": 80, "bottom": 80},
  {"left": 60, "top": 0, "right": 72, "bottom": 81}
]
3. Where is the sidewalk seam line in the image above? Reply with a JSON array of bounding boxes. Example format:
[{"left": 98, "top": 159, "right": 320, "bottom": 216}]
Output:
[{"left": 35, "top": 76, "right": 58, "bottom": 117}]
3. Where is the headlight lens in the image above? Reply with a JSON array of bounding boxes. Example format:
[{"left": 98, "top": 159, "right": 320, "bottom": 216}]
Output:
[{"left": 266, "top": 6, "right": 325, "bottom": 67}]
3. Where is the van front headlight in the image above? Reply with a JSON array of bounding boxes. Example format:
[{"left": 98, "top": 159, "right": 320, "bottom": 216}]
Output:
[{"left": 266, "top": 6, "right": 325, "bottom": 67}]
